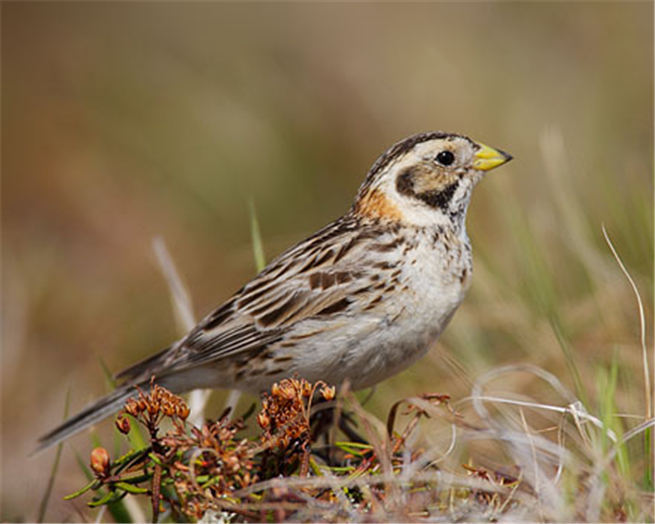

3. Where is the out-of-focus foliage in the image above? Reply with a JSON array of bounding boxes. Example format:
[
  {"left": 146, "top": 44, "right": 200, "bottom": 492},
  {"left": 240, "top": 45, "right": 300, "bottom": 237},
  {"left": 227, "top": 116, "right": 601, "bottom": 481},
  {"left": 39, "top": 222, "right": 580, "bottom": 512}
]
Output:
[{"left": 2, "top": 3, "right": 652, "bottom": 521}]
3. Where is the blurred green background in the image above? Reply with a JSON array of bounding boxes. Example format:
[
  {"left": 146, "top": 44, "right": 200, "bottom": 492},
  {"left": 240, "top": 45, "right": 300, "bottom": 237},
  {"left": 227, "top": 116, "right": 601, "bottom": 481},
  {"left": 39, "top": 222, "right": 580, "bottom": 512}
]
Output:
[{"left": 2, "top": 3, "right": 652, "bottom": 521}]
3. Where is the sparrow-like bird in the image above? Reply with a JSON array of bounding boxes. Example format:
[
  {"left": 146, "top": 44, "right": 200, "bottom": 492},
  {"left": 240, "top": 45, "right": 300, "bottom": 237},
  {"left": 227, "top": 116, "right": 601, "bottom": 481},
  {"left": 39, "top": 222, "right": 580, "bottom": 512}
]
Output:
[{"left": 37, "top": 131, "right": 511, "bottom": 451}]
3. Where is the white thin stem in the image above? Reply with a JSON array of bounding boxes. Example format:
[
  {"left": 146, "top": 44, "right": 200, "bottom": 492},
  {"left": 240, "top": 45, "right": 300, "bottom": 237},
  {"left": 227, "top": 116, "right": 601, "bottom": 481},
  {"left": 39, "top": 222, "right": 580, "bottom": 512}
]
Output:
[
  {"left": 602, "top": 225, "right": 652, "bottom": 419},
  {"left": 152, "top": 236, "right": 195, "bottom": 331},
  {"left": 152, "top": 236, "right": 212, "bottom": 423},
  {"left": 465, "top": 394, "right": 617, "bottom": 442}
]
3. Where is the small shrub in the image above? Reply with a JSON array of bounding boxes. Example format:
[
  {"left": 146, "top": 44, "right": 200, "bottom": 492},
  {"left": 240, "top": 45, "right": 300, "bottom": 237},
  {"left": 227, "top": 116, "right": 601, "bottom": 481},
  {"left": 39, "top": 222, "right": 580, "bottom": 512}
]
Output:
[{"left": 67, "top": 378, "right": 529, "bottom": 522}]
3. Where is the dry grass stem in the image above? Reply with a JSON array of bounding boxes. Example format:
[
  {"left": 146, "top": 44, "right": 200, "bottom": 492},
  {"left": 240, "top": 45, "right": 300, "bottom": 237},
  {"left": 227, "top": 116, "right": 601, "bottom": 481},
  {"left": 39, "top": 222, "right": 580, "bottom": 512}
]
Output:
[{"left": 601, "top": 225, "right": 652, "bottom": 419}]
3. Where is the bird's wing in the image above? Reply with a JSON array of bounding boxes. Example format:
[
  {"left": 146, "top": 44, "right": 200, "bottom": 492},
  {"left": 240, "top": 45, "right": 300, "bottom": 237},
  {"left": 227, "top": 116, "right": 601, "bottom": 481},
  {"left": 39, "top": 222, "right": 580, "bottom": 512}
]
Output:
[{"left": 116, "top": 216, "right": 399, "bottom": 380}]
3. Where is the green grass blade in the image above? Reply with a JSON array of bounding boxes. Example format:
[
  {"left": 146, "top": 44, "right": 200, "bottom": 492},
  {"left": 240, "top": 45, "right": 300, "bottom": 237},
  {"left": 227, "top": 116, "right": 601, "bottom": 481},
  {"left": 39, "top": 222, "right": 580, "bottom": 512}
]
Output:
[
  {"left": 98, "top": 356, "right": 117, "bottom": 390},
  {"left": 37, "top": 387, "right": 71, "bottom": 522},
  {"left": 97, "top": 357, "right": 147, "bottom": 450},
  {"left": 598, "top": 352, "right": 629, "bottom": 474},
  {"left": 551, "top": 317, "right": 588, "bottom": 408},
  {"left": 643, "top": 426, "right": 653, "bottom": 490},
  {"left": 248, "top": 198, "right": 266, "bottom": 272},
  {"left": 73, "top": 448, "right": 93, "bottom": 481},
  {"left": 98, "top": 356, "right": 127, "bottom": 454}
]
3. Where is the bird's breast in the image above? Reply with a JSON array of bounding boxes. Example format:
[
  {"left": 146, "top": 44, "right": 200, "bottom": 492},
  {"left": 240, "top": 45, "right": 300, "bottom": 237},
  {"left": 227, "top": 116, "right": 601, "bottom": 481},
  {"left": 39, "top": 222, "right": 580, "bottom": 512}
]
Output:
[{"left": 329, "top": 231, "right": 472, "bottom": 389}]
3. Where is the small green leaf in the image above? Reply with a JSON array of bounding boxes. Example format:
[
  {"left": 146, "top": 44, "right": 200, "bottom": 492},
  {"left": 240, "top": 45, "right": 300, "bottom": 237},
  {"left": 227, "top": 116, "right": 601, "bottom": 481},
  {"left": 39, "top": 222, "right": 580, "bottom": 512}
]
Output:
[
  {"left": 98, "top": 357, "right": 117, "bottom": 390},
  {"left": 63, "top": 479, "right": 100, "bottom": 500},
  {"left": 88, "top": 490, "right": 123, "bottom": 507},
  {"left": 73, "top": 449, "right": 93, "bottom": 481},
  {"left": 114, "top": 482, "right": 149, "bottom": 494},
  {"left": 309, "top": 457, "right": 323, "bottom": 476},
  {"left": 38, "top": 387, "right": 71, "bottom": 522},
  {"left": 113, "top": 446, "right": 150, "bottom": 468},
  {"left": 148, "top": 452, "right": 164, "bottom": 466},
  {"left": 325, "top": 465, "right": 355, "bottom": 473}
]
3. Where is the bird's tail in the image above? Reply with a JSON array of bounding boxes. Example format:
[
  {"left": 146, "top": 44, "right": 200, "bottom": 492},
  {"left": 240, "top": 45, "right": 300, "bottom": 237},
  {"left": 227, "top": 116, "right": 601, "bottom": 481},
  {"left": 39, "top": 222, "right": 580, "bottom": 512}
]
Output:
[{"left": 34, "top": 382, "right": 146, "bottom": 454}]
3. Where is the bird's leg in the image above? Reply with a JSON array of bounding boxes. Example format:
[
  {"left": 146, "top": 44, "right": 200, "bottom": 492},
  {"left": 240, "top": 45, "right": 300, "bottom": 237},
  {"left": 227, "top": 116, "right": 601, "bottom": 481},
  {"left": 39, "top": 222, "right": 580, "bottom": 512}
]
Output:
[{"left": 309, "top": 396, "right": 367, "bottom": 467}]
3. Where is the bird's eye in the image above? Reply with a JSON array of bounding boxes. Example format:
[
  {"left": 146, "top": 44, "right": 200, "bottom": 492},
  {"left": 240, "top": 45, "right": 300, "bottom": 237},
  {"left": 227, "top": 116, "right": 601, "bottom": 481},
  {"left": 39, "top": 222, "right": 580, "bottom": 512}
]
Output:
[{"left": 436, "top": 150, "right": 455, "bottom": 166}]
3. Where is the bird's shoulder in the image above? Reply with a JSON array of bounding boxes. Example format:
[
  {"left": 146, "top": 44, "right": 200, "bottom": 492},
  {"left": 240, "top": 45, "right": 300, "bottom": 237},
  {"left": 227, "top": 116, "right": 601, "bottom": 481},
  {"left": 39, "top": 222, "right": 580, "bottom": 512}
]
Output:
[
  {"left": 127, "top": 215, "right": 412, "bottom": 377},
  {"left": 200, "top": 214, "right": 408, "bottom": 331}
]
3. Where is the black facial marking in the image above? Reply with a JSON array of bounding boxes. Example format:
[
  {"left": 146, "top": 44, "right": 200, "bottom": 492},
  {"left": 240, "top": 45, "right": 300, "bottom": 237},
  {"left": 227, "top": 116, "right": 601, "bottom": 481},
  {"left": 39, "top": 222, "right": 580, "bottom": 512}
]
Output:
[
  {"left": 395, "top": 167, "right": 415, "bottom": 196},
  {"left": 417, "top": 180, "right": 460, "bottom": 211},
  {"left": 396, "top": 166, "right": 461, "bottom": 213}
]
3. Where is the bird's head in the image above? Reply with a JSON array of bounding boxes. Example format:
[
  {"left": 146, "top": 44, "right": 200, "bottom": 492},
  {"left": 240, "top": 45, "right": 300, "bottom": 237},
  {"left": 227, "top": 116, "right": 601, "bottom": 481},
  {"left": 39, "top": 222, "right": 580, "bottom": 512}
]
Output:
[{"left": 352, "top": 132, "right": 512, "bottom": 229}]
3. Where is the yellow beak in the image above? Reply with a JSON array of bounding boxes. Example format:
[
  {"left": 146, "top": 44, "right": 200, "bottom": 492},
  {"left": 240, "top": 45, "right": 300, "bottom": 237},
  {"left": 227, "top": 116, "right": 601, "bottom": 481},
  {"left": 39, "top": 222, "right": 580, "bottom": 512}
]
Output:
[{"left": 473, "top": 142, "right": 513, "bottom": 171}]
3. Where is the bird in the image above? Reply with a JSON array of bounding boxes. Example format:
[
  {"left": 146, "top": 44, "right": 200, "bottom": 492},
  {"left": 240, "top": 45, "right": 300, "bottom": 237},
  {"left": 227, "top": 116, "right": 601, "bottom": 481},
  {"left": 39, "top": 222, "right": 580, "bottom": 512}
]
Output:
[{"left": 36, "top": 131, "right": 511, "bottom": 452}]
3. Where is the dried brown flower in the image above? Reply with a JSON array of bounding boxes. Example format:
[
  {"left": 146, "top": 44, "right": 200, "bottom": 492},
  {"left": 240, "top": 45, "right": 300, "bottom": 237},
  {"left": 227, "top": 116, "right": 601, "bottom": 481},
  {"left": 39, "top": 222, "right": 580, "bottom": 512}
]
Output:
[
  {"left": 115, "top": 415, "right": 131, "bottom": 434},
  {"left": 176, "top": 403, "right": 190, "bottom": 420},
  {"left": 257, "top": 411, "right": 270, "bottom": 429},
  {"left": 116, "top": 377, "right": 190, "bottom": 442},
  {"left": 258, "top": 378, "right": 314, "bottom": 450},
  {"left": 321, "top": 384, "right": 336, "bottom": 401}
]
